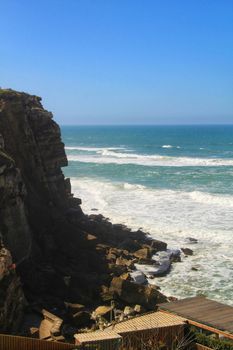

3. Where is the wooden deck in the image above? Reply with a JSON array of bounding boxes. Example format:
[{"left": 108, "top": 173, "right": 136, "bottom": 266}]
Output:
[{"left": 159, "top": 296, "right": 233, "bottom": 338}]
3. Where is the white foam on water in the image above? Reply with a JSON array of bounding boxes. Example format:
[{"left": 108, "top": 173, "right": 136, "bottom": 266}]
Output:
[
  {"left": 162, "top": 145, "right": 173, "bottom": 148},
  {"left": 71, "top": 177, "right": 233, "bottom": 305},
  {"left": 162, "top": 144, "right": 181, "bottom": 149},
  {"left": 67, "top": 151, "right": 233, "bottom": 167},
  {"left": 65, "top": 146, "right": 125, "bottom": 151}
]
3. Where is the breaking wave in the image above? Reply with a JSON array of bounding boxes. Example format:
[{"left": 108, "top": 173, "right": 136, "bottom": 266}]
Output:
[
  {"left": 162, "top": 145, "right": 180, "bottom": 149},
  {"left": 67, "top": 149, "right": 233, "bottom": 167},
  {"left": 70, "top": 176, "right": 233, "bottom": 304}
]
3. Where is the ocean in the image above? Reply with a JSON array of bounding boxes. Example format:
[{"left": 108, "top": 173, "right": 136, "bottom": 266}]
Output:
[{"left": 61, "top": 125, "right": 233, "bottom": 305}]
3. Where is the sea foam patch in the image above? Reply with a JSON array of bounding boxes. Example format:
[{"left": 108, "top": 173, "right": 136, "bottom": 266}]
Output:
[
  {"left": 70, "top": 176, "right": 233, "bottom": 305},
  {"left": 67, "top": 149, "right": 233, "bottom": 167}
]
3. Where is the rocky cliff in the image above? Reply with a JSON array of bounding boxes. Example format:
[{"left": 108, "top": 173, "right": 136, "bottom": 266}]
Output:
[{"left": 0, "top": 89, "right": 168, "bottom": 335}]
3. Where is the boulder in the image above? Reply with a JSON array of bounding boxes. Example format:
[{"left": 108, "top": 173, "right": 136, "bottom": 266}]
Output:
[
  {"left": 64, "top": 302, "right": 85, "bottom": 315},
  {"left": 116, "top": 257, "right": 135, "bottom": 269},
  {"left": 168, "top": 249, "right": 181, "bottom": 262},
  {"left": 73, "top": 311, "right": 91, "bottom": 328},
  {"left": 151, "top": 259, "right": 171, "bottom": 277},
  {"left": 93, "top": 305, "right": 113, "bottom": 320},
  {"left": 191, "top": 266, "right": 198, "bottom": 271},
  {"left": 110, "top": 277, "right": 167, "bottom": 310},
  {"left": 134, "top": 304, "right": 146, "bottom": 314},
  {"left": 118, "top": 238, "right": 141, "bottom": 252},
  {"left": 149, "top": 239, "right": 167, "bottom": 251},
  {"left": 186, "top": 237, "right": 198, "bottom": 244},
  {"left": 123, "top": 306, "right": 135, "bottom": 316},
  {"left": 100, "top": 285, "right": 114, "bottom": 302},
  {"left": 120, "top": 272, "right": 131, "bottom": 281},
  {"left": 133, "top": 247, "right": 152, "bottom": 260},
  {"left": 108, "top": 263, "right": 127, "bottom": 276},
  {"left": 181, "top": 247, "right": 193, "bottom": 256},
  {"left": 137, "top": 258, "right": 157, "bottom": 265},
  {"left": 130, "top": 271, "right": 147, "bottom": 285}
]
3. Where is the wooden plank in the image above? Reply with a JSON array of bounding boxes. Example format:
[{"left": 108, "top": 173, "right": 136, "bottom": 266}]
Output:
[{"left": 159, "top": 297, "right": 233, "bottom": 336}]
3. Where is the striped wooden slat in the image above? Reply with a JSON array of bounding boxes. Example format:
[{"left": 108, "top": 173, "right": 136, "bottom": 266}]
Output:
[{"left": 0, "top": 334, "right": 75, "bottom": 350}]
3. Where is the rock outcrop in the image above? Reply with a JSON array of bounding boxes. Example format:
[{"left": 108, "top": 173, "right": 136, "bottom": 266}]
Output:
[
  {"left": 0, "top": 89, "right": 169, "bottom": 334},
  {"left": 0, "top": 244, "right": 26, "bottom": 333}
]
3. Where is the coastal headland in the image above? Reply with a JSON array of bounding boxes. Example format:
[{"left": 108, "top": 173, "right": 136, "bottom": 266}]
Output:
[{"left": 0, "top": 89, "right": 190, "bottom": 335}]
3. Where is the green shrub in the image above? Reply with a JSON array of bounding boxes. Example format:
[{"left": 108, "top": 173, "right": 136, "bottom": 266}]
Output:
[{"left": 195, "top": 332, "right": 233, "bottom": 350}]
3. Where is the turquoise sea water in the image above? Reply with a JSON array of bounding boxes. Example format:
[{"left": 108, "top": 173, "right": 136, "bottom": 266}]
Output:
[{"left": 62, "top": 125, "right": 233, "bottom": 304}]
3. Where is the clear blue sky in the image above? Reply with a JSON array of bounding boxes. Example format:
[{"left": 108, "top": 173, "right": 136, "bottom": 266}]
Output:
[{"left": 0, "top": 0, "right": 233, "bottom": 124}]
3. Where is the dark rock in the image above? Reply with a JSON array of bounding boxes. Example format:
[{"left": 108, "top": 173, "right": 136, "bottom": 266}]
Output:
[
  {"left": 118, "top": 238, "right": 141, "bottom": 252},
  {"left": 149, "top": 239, "right": 167, "bottom": 251},
  {"left": 181, "top": 247, "right": 193, "bottom": 256},
  {"left": 100, "top": 285, "right": 114, "bottom": 303},
  {"left": 186, "top": 237, "right": 198, "bottom": 244},
  {"left": 0, "top": 247, "right": 26, "bottom": 333},
  {"left": 72, "top": 311, "right": 91, "bottom": 328},
  {"left": 191, "top": 266, "right": 199, "bottom": 271},
  {"left": 108, "top": 263, "right": 128, "bottom": 276},
  {"left": 137, "top": 258, "right": 158, "bottom": 265},
  {"left": 151, "top": 259, "right": 171, "bottom": 277},
  {"left": 130, "top": 271, "right": 147, "bottom": 284},
  {"left": 64, "top": 302, "right": 85, "bottom": 315},
  {"left": 168, "top": 296, "right": 178, "bottom": 302},
  {"left": 110, "top": 277, "right": 167, "bottom": 310}
]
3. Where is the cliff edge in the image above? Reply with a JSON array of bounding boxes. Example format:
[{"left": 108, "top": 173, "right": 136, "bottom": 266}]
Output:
[{"left": 0, "top": 89, "right": 168, "bottom": 334}]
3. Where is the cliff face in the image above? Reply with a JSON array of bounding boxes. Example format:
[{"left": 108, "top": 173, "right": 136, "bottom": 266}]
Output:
[
  {"left": 0, "top": 246, "right": 26, "bottom": 333},
  {"left": 0, "top": 89, "right": 167, "bottom": 334},
  {"left": 0, "top": 89, "right": 81, "bottom": 332},
  {"left": 0, "top": 90, "right": 73, "bottom": 262}
]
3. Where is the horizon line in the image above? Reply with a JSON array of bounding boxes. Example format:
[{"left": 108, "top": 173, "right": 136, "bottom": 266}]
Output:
[{"left": 60, "top": 123, "right": 233, "bottom": 127}]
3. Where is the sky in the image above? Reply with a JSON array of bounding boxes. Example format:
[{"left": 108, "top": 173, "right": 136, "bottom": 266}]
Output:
[{"left": 0, "top": 0, "right": 233, "bottom": 125}]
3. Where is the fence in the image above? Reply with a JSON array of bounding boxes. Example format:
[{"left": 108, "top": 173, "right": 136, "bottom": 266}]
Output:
[
  {"left": 0, "top": 334, "right": 75, "bottom": 350},
  {"left": 119, "top": 325, "right": 184, "bottom": 350}
]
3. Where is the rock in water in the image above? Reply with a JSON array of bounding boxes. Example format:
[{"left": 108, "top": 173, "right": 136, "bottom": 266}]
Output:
[
  {"left": 181, "top": 247, "right": 194, "bottom": 256},
  {"left": 130, "top": 270, "right": 147, "bottom": 284}
]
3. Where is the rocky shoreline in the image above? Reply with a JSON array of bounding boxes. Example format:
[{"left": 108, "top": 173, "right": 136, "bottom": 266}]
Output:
[{"left": 0, "top": 89, "right": 192, "bottom": 337}]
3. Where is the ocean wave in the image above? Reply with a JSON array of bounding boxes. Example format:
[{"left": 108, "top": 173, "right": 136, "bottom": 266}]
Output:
[
  {"left": 70, "top": 177, "right": 233, "bottom": 235},
  {"left": 65, "top": 146, "right": 125, "bottom": 151},
  {"left": 162, "top": 145, "right": 173, "bottom": 148},
  {"left": 123, "top": 182, "right": 145, "bottom": 190},
  {"left": 162, "top": 145, "right": 181, "bottom": 149},
  {"left": 67, "top": 152, "right": 233, "bottom": 167},
  {"left": 70, "top": 176, "right": 233, "bottom": 304},
  {"left": 189, "top": 191, "right": 233, "bottom": 207}
]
